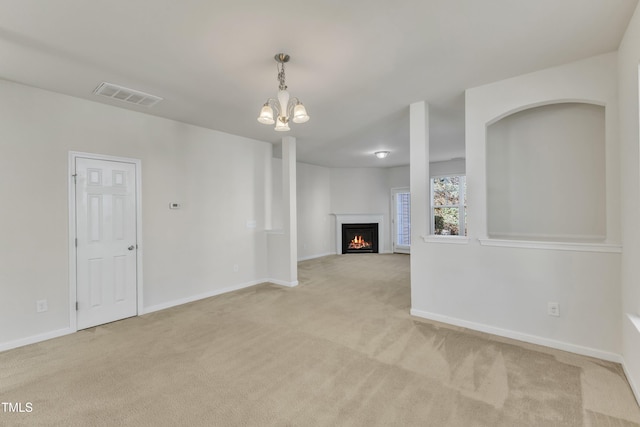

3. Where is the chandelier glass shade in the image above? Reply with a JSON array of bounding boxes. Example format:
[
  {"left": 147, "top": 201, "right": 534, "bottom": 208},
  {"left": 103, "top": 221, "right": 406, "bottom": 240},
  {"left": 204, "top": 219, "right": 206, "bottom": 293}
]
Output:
[{"left": 257, "top": 53, "right": 309, "bottom": 131}]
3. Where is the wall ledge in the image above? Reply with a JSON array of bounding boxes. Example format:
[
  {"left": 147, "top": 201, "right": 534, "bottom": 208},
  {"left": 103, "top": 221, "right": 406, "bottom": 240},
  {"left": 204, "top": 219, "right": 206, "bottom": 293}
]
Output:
[
  {"left": 422, "top": 235, "right": 469, "bottom": 245},
  {"left": 478, "top": 238, "right": 622, "bottom": 253}
]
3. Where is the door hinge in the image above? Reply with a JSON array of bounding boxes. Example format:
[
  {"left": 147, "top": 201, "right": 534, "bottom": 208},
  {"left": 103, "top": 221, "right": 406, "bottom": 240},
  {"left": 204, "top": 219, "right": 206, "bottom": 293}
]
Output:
[
  {"left": 75, "top": 302, "right": 79, "bottom": 311},
  {"left": 72, "top": 173, "right": 77, "bottom": 183},
  {"left": 75, "top": 238, "right": 78, "bottom": 247}
]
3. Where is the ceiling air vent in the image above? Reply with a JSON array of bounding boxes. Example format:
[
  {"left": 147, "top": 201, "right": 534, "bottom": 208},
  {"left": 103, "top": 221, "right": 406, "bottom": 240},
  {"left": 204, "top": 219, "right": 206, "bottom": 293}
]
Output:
[{"left": 93, "top": 82, "right": 163, "bottom": 107}]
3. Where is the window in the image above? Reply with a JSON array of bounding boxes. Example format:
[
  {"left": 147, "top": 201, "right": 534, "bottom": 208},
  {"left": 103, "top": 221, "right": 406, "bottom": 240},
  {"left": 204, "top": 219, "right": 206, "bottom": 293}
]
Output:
[{"left": 430, "top": 175, "right": 466, "bottom": 236}]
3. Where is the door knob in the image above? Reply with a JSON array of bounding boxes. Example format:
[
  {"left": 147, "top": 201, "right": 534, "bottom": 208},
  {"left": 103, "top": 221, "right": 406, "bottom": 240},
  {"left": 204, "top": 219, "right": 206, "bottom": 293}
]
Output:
[{"left": 128, "top": 245, "right": 135, "bottom": 251}]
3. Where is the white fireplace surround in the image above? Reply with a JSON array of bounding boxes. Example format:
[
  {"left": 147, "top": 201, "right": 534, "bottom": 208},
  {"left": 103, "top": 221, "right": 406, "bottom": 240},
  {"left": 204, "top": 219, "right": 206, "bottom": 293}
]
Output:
[{"left": 332, "top": 213, "right": 385, "bottom": 255}]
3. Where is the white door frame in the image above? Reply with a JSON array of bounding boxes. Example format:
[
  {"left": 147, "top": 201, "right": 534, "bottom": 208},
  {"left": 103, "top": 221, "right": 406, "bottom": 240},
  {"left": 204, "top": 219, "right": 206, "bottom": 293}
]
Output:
[
  {"left": 391, "top": 187, "right": 411, "bottom": 254},
  {"left": 68, "top": 151, "right": 144, "bottom": 331}
]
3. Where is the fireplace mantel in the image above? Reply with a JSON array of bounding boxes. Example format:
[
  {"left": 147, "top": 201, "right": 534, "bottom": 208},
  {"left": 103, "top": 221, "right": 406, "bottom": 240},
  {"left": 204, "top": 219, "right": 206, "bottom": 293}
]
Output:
[{"left": 332, "top": 213, "right": 385, "bottom": 255}]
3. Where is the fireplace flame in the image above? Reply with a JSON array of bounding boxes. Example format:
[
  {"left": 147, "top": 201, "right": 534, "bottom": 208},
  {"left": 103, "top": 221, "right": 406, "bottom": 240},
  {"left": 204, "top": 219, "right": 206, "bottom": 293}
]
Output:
[{"left": 348, "top": 235, "right": 371, "bottom": 250}]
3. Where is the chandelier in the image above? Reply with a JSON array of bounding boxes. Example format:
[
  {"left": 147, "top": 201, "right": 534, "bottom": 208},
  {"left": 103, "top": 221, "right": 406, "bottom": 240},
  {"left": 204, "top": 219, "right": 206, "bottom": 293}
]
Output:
[{"left": 257, "top": 53, "right": 310, "bottom": 131}]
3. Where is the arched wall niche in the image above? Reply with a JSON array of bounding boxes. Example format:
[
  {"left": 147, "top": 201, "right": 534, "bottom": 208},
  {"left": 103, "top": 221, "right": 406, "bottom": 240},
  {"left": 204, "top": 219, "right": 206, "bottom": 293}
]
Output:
[
  {"left": 485, "top": 99, "right": 606, "bottom": 127},
  {"left": 486, "top": 101, "right": 606, "bottom": 242}
]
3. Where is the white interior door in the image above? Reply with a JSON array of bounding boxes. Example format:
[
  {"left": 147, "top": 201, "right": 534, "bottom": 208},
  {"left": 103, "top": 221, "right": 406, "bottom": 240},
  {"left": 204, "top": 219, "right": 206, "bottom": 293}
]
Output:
[
  {"left": 75, "top": 157, "right": 138, "bottom": 329},
  {"left": 392, "top": 188, "right": 411, "bottom": 254}
]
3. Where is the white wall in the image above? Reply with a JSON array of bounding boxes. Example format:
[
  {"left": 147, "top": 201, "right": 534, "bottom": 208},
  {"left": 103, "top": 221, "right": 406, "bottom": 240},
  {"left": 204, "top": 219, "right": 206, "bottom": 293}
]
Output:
[
  {"left": 297, "top": 162, "right": 332, "bottom": 261},
  {"left": 487, "top": 103, "right": 606, "bottom": 241},
  {"left": 430, "top": 159, "right": 465, "bottom": 177},
  {"left": 411, "top": 53, "right": 623, "bottom": 361},
  {"left": 330, "top": 168, "right": 390, "bottom": 214},
  {"left": 388, "top": 165, "right": 410, "bottom": 187},
  {"left": 618, "top": 1, "right": 640, "bottom": 402},
  {"left": 0, "top": 79, "right": 272, "bottom": 348}
]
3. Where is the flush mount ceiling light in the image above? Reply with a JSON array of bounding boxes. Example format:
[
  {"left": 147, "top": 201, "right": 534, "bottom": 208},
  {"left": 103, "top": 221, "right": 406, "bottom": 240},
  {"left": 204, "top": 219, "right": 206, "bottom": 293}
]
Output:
[
  {"left": 257, "top": 53, "right": 310, "bottom": 132},
  {"left": 375, "top": 151, "right": 390, "bottom": 159}
]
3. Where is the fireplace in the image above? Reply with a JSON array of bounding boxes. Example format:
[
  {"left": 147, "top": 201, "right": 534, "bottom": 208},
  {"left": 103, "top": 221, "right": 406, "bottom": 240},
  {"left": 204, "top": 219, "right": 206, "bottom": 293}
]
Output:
[
  {"left": 342, "top": 223, "right": 379, "bottom": 254},
  {"left": 333, "top": 214, "right": 384, "bottom": 255}
]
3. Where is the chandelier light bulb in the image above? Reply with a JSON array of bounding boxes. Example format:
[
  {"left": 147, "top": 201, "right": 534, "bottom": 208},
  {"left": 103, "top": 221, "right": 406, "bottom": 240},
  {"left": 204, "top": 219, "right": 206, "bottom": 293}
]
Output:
[
  {"left": 292, "top": 102, "right": 310, "bottom": 123},
  {"left": 274, "top": 116, "right": 290, "bottom": 132},
  {"left": 258, "top": 104, "right": 275, "bottom": 125}
]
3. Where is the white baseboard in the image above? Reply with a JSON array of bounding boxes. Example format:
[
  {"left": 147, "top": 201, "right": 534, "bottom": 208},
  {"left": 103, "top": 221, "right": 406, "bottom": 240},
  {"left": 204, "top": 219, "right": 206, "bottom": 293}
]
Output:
[
  {"left": 622, "top": 357, "right": 640, "bottom": 407},
  {"left": 622, "top": 314, "right": 640, "bottom": 406},
  {"left": 335, "top": 250, "right": 394, "bottom": 256},
  {"left": 143, "top": 280, "right": 264, "bottom": 314},
  {"left": 2, "top": 279, "right": 295, "bottom": 352},
  {"left": 267, "top": 279, "right": 299, "bottom": 287},
  {"left": 144, "top": 278, "right": 302, "bottom": 314},
  {"left": 298, "top": 252, "right": 335, "bottom": 261},
  {"left": 308, "top": 251, "right": 408, "bottom": 258},
  {"left": 410, "top": 308, "right": 622, "bottom": 363},
  {"left": 0, "top": 327, "right": 74, "bottom": 353}
]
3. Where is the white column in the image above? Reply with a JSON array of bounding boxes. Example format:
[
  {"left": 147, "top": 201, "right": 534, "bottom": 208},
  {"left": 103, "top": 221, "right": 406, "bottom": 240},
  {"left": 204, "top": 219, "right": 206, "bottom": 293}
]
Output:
[
  {"left": 266, "top": 136, "right": 298, "bottom": 286},
  {"left": 264, "top": 142, "right": 273, "bottom": 230},
  {"left": 409, "top": 101, "right": 430, "bottom": 239},
  {"left": 409, "top": 101, "right": 430, "bottom": 312},
  {"left": 282, "top": 136, "right": 298, "bottom": 283}
]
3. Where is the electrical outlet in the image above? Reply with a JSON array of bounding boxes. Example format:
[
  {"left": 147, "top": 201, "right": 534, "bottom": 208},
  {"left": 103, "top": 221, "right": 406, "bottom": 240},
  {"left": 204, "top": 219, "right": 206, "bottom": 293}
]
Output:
[
  {"left": 233, "top": 264, "right": 239, "bottom": 273},
  {"left": 547, "top": 302, "right": 560, "bottom": 317},
  {"left": 36, "top": 299, "right": 48, "bottom": 313}
]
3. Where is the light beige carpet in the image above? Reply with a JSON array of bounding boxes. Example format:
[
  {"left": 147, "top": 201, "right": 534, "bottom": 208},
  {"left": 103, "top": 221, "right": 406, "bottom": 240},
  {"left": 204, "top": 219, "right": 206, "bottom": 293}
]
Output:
[{"left": 1, "top": 254, "right": 639, "bottom": 426}]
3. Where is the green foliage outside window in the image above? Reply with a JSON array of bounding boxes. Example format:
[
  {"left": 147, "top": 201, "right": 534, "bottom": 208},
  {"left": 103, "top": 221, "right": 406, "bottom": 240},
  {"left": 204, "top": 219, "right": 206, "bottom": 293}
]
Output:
[{"left": 432, "top": 176, "right": 466, "bottom": 236}]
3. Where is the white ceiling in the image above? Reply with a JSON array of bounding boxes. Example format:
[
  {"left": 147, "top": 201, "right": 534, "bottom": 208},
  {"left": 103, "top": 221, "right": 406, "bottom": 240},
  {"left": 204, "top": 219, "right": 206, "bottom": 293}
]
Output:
[{"left": 0, "top": 0, "right": 636, "bottom": 167}]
